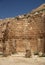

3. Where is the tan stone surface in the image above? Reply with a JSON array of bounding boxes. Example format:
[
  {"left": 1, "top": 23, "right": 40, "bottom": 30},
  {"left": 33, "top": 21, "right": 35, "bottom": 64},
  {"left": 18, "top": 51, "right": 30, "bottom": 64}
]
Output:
[{"left": 0, "top": 4, "right": 45, "bottom": 56}]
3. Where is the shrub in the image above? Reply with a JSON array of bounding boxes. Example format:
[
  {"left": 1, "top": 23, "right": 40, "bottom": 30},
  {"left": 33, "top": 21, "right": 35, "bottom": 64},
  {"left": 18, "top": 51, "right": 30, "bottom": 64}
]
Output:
[
  {"left": 34, "top": 51, "right": 39, "bottom": 55},
  {"left": 39, "top": 53, "right": 45, "bottom": 57}
]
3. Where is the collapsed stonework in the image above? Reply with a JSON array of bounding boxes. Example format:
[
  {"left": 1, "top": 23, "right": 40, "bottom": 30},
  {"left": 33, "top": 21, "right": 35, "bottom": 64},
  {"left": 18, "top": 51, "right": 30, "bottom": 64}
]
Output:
[{"left": 0, "top": 4, "right": 45, "bottom": 56}]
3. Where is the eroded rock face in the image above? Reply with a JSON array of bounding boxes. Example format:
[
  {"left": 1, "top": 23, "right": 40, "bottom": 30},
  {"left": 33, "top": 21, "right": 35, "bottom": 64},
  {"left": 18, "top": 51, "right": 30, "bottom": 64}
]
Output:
[
  {"left": 25, "top": 50, "right": 31, "bottom": 58},
  {"left": 0, "top": 4, "right": 45, "bottom": 56}
]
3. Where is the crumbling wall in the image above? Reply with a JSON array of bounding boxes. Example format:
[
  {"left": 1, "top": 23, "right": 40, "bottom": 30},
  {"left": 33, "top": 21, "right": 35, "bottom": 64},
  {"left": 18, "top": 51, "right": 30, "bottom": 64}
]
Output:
[{"left": 0, "top": 10, "right": 45, "bottom": 56}]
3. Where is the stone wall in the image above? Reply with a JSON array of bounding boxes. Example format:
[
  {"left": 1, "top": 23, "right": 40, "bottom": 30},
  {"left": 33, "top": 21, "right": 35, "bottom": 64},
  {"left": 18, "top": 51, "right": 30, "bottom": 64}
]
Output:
[{"left": 0, "top": 9, "right": 45, "bottom": 56}]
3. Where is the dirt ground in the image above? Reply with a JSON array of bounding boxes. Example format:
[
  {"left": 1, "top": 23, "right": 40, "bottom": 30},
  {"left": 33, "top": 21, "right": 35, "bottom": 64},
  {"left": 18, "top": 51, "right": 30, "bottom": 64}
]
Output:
[{"left": 0, "top": 52, "right": 45, "bottom": 65}]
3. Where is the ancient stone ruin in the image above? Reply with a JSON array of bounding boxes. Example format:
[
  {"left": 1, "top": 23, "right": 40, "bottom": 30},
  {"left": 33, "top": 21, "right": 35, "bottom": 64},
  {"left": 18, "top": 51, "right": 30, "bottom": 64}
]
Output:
[{"left": 0, "top": 4, "right": 45, "bottom": 57}]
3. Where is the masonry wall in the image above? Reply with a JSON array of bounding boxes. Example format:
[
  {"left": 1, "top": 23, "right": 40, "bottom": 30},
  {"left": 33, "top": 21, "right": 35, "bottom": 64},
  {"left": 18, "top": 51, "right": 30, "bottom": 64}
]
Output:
[{"left": 0, "top": 13, "right": 45, "bottom": 56}]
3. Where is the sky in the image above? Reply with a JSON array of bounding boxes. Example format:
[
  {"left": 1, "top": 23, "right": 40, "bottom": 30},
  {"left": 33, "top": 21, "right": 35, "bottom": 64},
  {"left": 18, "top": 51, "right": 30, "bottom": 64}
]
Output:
[{"left": 0, "top": 0, "right": 45, "bottom": 19}]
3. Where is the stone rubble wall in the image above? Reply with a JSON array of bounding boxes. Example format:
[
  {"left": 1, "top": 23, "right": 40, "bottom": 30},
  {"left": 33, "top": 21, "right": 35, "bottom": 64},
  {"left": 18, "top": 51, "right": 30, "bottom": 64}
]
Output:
[{"left": 0, "top": 11, "right": 45, "bottom": 56}]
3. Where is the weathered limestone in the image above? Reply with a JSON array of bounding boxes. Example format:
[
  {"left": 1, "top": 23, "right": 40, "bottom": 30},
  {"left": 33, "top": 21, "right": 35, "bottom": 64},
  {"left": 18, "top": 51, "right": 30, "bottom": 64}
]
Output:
[
  {"left": 9, "top": 39, "right": 17, "bottom": 54},
  {"left": 3, "top": 40, "right": 11, "bottom": 56},
  {"left": 25, "top": 50, "right": 31, "bottom": 58},
  {"left": 0, "top": 4, "right": 45, "bottom": 57},
  {"left": 37, "top": 37, "right": 44, "bottom": 53}
]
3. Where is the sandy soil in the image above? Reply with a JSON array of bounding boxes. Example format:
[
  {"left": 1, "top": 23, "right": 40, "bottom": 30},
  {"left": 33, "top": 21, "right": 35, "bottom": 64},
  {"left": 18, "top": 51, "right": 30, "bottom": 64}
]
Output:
[{"left": 0, "top": 53, "right": 45, "bottom": 65}]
